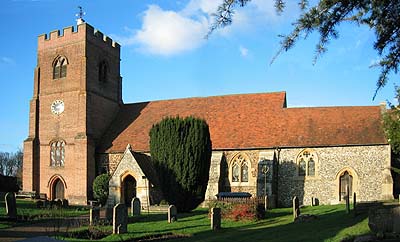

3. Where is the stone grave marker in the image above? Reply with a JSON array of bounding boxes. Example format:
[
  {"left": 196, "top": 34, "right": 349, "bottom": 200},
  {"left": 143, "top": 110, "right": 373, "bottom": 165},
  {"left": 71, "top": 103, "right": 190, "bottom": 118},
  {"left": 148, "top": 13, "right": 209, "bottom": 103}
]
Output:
[
  {"left": 113, "top": 203, "right": 128, "bottom": 234},
  {"left": 353, "top": 192, "right": 357, "bottom": 215},
  {"left": 5, "top": 192, "right": 17, "bottom": 219},
  {"left": 345, "top": 185, "right": 350, "bottom": 214},
  {"left": 106, "top": 204, "right": 113, "bottom": 223},
  {"left": 211, "top": 207, "right": 221, "bottom": 230},
  {"left": 90, "top": 206, "right": 100, "bottom": 226},
  {"left": 168, "top": 205, "right": 177, "bottom": 223},
  {"left": 292, "top": 196, "right": 300, "bottom": 220},
  {"left": 131, "top": 197, "right": 141, "bottom": 216},
  {"left": 264, "top": 195, "right": 268, "bottom": 211}
]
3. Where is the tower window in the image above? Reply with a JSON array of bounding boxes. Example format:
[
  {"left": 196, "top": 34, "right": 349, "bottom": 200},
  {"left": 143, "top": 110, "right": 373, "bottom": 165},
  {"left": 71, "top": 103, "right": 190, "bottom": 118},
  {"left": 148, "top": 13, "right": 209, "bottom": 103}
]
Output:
[
  {"left": 53, "top": 56, "right": 68, "bottom": 79},
  {"left": 50, "top": 140, "right": 65, "bottom": 166},
  {"left": 99, "top": 61, "right": 108, "bottom": 83}
]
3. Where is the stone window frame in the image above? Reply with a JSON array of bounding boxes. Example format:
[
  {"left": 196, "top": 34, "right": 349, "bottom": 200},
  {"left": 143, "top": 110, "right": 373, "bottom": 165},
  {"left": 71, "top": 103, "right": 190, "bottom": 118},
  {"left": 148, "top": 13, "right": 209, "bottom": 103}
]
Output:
[
  {"left": 52, "top": 56, "right": 68, "bottom": 79},
  {"left": 50, "top": 139, "right": 66, "bottom": 167},
  {"left": 229, "top": 153, "right": 251, "bottom": 184},
  {"left": 296, "top": 148, "right": 318, "bottom": 178}
]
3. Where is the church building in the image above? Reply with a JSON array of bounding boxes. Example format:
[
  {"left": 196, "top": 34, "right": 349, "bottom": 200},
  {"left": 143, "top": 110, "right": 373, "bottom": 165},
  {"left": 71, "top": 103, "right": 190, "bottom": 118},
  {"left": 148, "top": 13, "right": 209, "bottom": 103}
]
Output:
[{"left": 23, "top": 21, "right": 394, "bottom": 207}]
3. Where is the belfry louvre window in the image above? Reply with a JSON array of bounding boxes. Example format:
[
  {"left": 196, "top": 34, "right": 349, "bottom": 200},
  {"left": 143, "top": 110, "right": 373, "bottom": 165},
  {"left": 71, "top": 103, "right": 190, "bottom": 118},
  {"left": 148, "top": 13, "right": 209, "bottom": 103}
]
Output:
[
  {"left": 231, "top": 154, "right": 250, "bottom": 182},
  {"left": 53, "top": 56, "right": 68, "bottom": 79},
  {"left": 297, "top": 149, "right": 317, "bottom": 177},
  {"left": 50, "top": 140, "right": 65, "bottom": 166},
  {"left": 99, "top": 61, "right": 108, "bottom": 83}
]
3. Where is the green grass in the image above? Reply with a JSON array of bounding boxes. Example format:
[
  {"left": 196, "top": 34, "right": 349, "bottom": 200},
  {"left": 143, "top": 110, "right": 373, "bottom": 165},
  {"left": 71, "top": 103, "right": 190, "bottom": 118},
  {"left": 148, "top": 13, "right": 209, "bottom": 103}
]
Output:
[
  {"left": 0, "top": 199, "right": 88, "bottom": 229},
  {"left": 64, "top": 204, "right": 371, "bottom": 242}
]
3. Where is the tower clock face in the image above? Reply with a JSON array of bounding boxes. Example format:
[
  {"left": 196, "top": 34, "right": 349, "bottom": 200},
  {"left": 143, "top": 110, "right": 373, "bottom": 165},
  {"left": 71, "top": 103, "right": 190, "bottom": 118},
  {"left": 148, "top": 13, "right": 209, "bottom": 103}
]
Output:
[{"left": 51, "top": 100, "right": 64, "bottom": 115}]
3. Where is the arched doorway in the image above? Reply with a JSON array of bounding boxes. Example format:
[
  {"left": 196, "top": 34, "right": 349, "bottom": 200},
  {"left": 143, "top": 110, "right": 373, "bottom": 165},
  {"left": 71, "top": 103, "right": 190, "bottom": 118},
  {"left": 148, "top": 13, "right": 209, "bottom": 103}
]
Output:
[
  {"left": 339, "top": 171, "right": 353, "bottom": 201},
  {"left": 52, "top": 178, "right": 65, "bottom": 200},
  {"left": 122, "top": 175, "right": 136, "bottom": 204}
]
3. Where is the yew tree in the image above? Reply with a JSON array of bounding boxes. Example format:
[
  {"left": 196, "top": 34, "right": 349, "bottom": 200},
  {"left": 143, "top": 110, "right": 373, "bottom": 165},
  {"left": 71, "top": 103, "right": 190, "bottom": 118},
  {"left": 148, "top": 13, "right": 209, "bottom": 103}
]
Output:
[{"left": 149, "top": 116, "right": 212, "bottom": 212}]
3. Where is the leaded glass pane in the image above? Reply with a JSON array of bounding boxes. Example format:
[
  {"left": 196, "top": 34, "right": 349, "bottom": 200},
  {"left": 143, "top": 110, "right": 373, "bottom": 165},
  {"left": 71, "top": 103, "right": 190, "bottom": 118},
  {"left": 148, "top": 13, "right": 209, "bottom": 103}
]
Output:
[
  {"left": 299, "top": 159, "right": 306, "bottom": 176},
  {"left": 241, "top": 162, "right": 248, "bottom": 182},
  {"left": 232, "top": 163, "right": 239, "bottom": 182},
  {"left": 308, "top": 158, "right": 315, "bottom": 176}
]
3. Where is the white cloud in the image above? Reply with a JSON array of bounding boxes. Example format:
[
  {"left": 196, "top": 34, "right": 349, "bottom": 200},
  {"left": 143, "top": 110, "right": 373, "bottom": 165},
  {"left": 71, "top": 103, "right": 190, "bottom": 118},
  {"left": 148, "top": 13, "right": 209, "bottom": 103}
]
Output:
[
  {"left": 239, "top": 46, "right": 249, "bottom": 57},
  {"left": 0, "top": 57, "right": 15, "bottom": 65},
  {"left": 115, "top": 0, "right": 281, "bottom": 56}
]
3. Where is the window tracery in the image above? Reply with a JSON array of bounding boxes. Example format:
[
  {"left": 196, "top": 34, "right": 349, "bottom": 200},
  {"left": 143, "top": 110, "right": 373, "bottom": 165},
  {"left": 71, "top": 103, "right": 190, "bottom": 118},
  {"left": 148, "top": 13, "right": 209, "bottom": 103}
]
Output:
[
  {"left": 53, "top": 56, "right": 68, "bottom": 79},
  {"left": 50, "top": 140, "right": 65, "bottom": 166},
  {"left": 297, "top": 149, "right": 317, "bottom": 177},
  {"left": 230, "top": 154, "right": 251, "bottom": 183}
]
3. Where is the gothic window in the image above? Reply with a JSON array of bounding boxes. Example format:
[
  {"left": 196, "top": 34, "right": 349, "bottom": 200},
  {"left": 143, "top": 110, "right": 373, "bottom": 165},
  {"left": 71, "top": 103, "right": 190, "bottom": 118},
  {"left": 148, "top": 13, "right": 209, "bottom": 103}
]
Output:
[
  {"left": 297, "top": 149, "right": 317, "bottom": 177},
  {"left": 53, "top": 56, "right": 68, "bottom": 79},
  {"left": 98, "top": 61, "right": 108, "bottom": 83},
  {"left": 50, "top": 140, "right": 65, "bottom": 166},
  {"left": 340, "top": 171, "right": 353, "bottom": 201},
  {"left": 230, "top": 154, "right": 251, "bottom": 183}
]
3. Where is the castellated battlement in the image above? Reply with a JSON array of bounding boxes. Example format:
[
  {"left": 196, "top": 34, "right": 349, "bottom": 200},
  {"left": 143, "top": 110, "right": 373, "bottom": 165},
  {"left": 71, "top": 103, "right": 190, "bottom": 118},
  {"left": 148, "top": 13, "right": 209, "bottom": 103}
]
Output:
[{"left": 38, "top": 23, "right": 120, "bottom": 51}]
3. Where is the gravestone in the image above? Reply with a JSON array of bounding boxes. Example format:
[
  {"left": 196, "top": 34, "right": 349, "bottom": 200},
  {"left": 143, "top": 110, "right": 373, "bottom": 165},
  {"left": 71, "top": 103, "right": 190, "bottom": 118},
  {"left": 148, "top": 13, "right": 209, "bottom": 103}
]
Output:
[
  {"left": 131, "top": 197, "right": 141, "bottom": 216},
  {"left": 345, "top": 185, "right": 350, "bottom": 214},
  {"left": 311, "top": 197, "right": 314, "bottom": 206},
  {"left": 292, "top": 196, "right": 300, "bottom": 220},
  {"left": 106, "top": 204, "right": 113, "bottom": 223},
  {"left": 353, "top": 192, "right": 357, "bottom": 215},
  {"left": 168, "top": 205, "right": 177, "bottom": 223},
  {"left": 113, "top": 203, "right": 128, "bottom": 234},
  {"left": 211, "top": 207, "right": 221, "bottom": 230},
  {"left": 62, "top": 199, "right": 69, "bottom": 208},
  {"left": 5, "top": 192, "right": 17, "bottom": 219},
  {"left": 90, "top": 206, "right": 100, "bottom": 226}
]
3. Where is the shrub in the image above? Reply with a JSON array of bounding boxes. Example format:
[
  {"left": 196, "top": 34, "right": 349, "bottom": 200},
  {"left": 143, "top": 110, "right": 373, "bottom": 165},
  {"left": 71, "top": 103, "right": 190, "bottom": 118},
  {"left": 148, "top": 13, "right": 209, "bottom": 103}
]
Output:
[
  {"left": 92, "top": 174, "right": 110, "bottom": 206},
  {"left": 150, "top": 116, "right": 212, "bottom": 212}
]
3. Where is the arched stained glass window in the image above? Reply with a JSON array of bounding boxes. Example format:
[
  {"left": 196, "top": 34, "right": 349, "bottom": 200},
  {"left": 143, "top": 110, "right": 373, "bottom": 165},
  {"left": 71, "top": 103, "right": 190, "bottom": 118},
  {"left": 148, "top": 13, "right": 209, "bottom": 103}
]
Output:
[
  {"left": 53, "top": 56, "right": 68, "bottom": 79},
  {"left": 308, "top": 158, "right": 315, "bottom": 176},
  {"left": 50, "top": 140, "right": 65, "bottom": 166}
]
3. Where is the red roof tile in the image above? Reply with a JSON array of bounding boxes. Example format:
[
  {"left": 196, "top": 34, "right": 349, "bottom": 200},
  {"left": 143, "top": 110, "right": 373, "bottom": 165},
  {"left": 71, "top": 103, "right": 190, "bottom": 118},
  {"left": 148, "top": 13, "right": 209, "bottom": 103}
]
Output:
[{"left": 98, "top": 92, "right": 387, "bottom": 153}]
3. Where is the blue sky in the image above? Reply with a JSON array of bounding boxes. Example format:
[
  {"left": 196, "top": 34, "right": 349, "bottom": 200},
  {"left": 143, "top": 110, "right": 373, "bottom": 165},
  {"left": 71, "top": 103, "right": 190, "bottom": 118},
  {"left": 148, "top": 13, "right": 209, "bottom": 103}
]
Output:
[{"left": 0, "top": 0, "right": 397, "bottom": 152}]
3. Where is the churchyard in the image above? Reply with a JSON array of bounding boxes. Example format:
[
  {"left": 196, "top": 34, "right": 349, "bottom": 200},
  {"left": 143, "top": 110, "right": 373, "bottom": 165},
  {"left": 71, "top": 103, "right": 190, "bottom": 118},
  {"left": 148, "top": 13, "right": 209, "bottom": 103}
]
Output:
[{"left": 0, "top": 195, "right": 394, "bottom": 242}]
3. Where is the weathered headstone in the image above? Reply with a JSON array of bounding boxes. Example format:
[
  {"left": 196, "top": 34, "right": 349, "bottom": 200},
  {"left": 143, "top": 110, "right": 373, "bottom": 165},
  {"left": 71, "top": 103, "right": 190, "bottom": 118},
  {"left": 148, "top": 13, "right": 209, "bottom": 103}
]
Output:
[
  {"left": 369, "top": 206, "right": 400, "bottom": 234},
  {"left": 5, "top": 192, "right": 17, "bottom": 219},
  {"left": 264, "top": 195, "right": 268, "bottom": 211},
  {"left": 62, "top": 199, "right": 69, "bottom": 208},
  {"left": 345, "top": 185, "right": 350, "bottom": 214},
  {"left": 131, "top": 197, "right": 141, "bottom": 216},
  {"left": 90, "top": 206, "right": 100, "bottom": 226},
  {"left": 113, "top": 203, "right": 128, "bottom": 234},
  {"left": 311, "top": 197, "right": 314, "bottom": 206},
  {"left": 211, "top": 207, "right": 221, "bottom": 230},
  {"left": 353, "top": 192, "right": 357, "bottom": 215},
  {"left": 106, "top": 204, "right": 113, "bottom": 223},
  {"left": 168, "top": 205, "right": 177, "bottom": 223},
  {"left": 292, "top": 196, "right": 300, "bottom": 220}
]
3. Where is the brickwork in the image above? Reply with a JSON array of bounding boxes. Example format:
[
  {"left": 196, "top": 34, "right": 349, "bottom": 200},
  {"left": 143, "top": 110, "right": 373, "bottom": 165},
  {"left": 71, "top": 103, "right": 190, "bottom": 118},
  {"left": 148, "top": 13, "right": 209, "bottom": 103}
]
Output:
[{"left": 23, "top": 23, "right": 121, "bottom": 205}]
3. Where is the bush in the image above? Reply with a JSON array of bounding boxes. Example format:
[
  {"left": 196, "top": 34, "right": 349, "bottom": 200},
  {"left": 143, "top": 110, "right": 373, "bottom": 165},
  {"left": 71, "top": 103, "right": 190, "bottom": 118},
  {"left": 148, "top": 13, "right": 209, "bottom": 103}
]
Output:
[
  {"left": 150, "top": 116, "right": 212, "bottom": 212},
  {"left": 208, "top": 201, "right": 264, "bottom": 221},
  {"left": 92, "top": 174, "right": 110, "bottom": 206}
]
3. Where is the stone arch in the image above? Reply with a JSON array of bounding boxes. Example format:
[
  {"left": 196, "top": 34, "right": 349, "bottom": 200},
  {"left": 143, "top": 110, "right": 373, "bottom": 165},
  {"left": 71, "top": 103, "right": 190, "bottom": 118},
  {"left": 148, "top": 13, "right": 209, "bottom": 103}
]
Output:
[
  {"left": 120, "top": 171, "right": 138, "bottom": 205},
  {"left": 335, "top": 167, "right": 359, "bottom": 202},
  {"left": 48, "top": 174, "right": 67, "bottom": 200}
]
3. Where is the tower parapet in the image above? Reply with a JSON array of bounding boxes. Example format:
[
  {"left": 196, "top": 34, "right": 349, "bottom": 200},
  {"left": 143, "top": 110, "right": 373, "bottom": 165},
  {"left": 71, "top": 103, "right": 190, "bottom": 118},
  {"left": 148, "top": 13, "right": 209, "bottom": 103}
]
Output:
[{"left": 38, "top": 23, "right": 120, "bottom": 53}]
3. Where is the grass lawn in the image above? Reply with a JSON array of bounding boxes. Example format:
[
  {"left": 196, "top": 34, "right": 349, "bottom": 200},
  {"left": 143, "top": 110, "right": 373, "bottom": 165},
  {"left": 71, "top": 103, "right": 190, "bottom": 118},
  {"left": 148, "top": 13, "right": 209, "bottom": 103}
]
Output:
[
  {"left": 65, "top": 204, "right": 371, "bottom": 242},
  {"left": 0, "top": 198, "right": 88, "bottom": 229}
]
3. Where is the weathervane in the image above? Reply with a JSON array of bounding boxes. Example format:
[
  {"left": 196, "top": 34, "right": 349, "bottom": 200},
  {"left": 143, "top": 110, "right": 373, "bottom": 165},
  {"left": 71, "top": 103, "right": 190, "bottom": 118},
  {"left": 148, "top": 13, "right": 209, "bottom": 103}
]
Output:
[{"left": 76, "top": 6, "right": 86, "bottom": 25}]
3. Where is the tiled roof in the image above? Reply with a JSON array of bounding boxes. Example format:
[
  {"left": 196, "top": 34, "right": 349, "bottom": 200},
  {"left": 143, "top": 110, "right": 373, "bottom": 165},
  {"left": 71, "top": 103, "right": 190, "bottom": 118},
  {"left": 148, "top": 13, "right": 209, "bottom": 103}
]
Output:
[{"left": 98, "top": 92, "right": 387, "bottom": 153}]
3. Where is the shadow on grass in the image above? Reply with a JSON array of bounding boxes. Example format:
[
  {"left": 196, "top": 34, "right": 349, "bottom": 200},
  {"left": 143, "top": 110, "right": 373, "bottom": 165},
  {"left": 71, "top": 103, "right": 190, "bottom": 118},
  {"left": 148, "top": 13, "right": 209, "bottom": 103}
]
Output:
[{"left": 175, "top": 208, "right": 369, "bottom": 242}]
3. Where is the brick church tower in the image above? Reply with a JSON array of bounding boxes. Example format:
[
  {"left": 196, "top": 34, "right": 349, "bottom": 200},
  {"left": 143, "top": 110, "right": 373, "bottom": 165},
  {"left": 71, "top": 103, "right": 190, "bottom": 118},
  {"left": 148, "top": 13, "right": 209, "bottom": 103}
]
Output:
[{"left": 23, "top": 20, "right": 122, "bottom": 204}]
